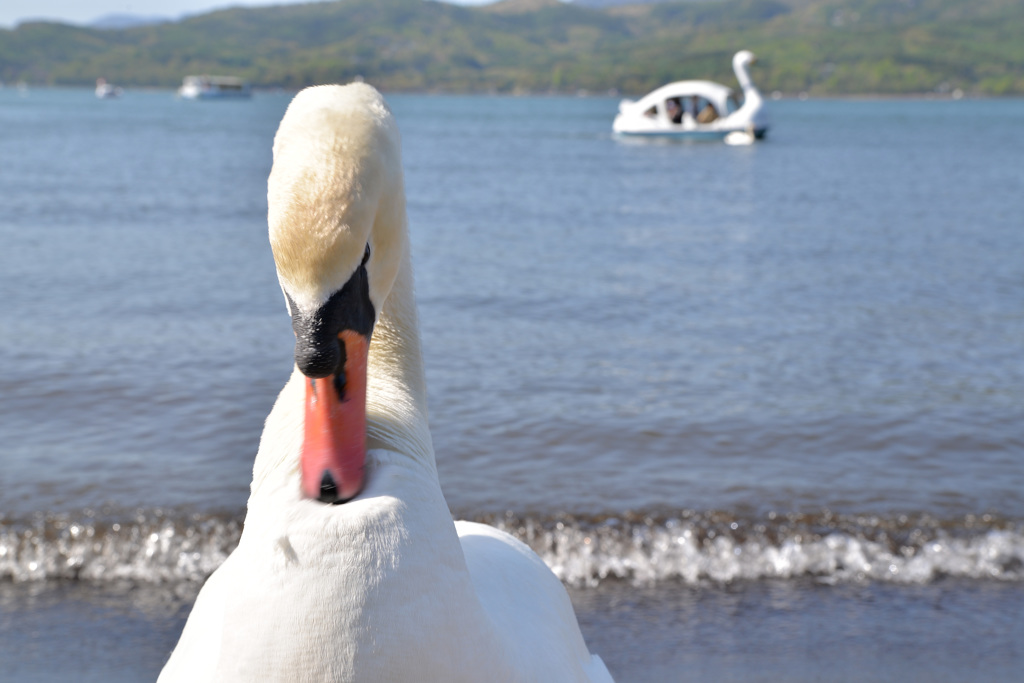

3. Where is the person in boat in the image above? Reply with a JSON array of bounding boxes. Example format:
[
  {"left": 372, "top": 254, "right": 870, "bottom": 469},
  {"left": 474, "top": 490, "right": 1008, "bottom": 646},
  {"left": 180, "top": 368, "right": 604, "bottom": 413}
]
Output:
[
  {"left": 696, "top": 97, "right": 719, "bottom": 124},
  {"left": 666, "top": 97, "right": 683, "bottom": 124}
]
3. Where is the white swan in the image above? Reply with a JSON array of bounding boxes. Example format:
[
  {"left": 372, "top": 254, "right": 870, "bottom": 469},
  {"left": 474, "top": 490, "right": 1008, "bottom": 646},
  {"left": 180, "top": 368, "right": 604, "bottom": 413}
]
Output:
[{"left": 158, "top": 83, "right": 614, "bottom": 683}]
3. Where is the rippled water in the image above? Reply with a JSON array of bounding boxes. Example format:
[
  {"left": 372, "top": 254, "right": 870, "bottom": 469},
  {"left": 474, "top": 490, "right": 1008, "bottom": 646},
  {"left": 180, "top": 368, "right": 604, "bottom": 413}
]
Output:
[{"left": 1, "top": 88, "right": 1023, "bottom": 681}]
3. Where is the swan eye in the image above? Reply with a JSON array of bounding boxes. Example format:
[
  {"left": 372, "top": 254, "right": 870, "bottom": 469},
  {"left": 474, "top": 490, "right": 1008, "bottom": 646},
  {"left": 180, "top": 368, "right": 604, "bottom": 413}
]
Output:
[{"left": 361, "top": 243, "right": 371, "bottom": 267}]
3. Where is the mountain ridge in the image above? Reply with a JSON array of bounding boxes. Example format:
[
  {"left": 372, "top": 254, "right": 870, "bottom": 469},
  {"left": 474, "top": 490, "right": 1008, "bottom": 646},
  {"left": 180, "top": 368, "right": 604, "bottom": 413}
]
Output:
[{"left": 1, "top": 0, "right": 1021, "bottom": 95}]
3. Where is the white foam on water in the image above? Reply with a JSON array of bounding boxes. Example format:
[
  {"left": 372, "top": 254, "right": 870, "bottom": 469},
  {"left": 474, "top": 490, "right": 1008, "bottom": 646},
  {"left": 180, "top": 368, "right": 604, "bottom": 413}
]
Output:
[
  {"left": 503, "top": 519, "right": 1024, "bottom": 587},
  {"left": 493, "top": 511, "right": 1024, "bottom": 587},
  {"left": 0, "top": 511, "right": 241, "bottom": 583},
  {"left": 1, "top": 509, "right": 1021, "bottom": 587}
]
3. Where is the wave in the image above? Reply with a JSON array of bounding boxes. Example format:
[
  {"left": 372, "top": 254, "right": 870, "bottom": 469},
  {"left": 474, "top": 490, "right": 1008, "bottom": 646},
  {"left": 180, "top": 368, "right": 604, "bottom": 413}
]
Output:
[
  {"left": 0, "top": 510, "right": 242, "bottom": 583},
  {"left": 489, "top": 511, "right": 1024, "bottom": 587},
  {"left": 1, "top": 509, "right": 1021, "bottom": 586}
]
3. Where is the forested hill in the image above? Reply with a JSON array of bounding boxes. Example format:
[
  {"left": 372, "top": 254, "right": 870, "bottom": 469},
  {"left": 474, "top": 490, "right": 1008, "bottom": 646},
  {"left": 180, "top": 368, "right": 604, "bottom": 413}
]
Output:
[{"left": 2, "top": 0, "right": 1022, "bottom": 95}]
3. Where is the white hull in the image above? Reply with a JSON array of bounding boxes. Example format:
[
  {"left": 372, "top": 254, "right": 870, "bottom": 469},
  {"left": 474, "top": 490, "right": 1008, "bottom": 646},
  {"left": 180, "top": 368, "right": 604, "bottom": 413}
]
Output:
[
  {"left": 95, "top": 79, "right": 122, "bottom": 99},
  {"left": 614, "top": 125, "right": 766, "bottom": 141},
  {"left": 178, "top": 75, "right": 252, "bottom": 100}
]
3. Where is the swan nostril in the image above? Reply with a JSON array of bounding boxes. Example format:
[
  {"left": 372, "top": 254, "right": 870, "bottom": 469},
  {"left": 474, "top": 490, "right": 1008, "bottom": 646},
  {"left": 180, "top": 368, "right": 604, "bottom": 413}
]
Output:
[
  {"left": 295, "top": 336, "right": 343, "bottom": 379},
  {"left": 318, "top": 471, "right": 339, "bottom": 504}
]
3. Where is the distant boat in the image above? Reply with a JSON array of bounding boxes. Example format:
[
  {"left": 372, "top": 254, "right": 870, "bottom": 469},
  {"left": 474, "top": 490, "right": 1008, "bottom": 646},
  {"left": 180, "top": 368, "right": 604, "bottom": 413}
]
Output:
[
  {"left": 95, "top": 78, "right": 123, "bottom": 99},
  {"left": 613, "top": 50, "right": 769, "bottom": 141},
  {"left": 178, "top": 75, "right": 252, "bottom": 100}
]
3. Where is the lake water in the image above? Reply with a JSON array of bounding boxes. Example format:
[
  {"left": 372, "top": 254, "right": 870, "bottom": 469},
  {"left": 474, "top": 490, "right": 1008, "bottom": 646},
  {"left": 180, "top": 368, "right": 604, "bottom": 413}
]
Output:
[{"left": 1, "top": 88, "right": 1023, "bottom": 681}]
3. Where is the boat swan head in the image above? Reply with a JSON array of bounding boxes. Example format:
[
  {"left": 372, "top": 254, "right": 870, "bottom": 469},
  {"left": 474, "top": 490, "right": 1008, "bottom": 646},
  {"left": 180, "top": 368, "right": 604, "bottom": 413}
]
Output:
[
  {"left": 733, "top": 50, "right": 757, "bottom": 69},
  {"left": 267, "top": 83, "right": 408, "bottom": 506},
  {"left": 732, "top": 50, "right": 759, "bottom": 91}
]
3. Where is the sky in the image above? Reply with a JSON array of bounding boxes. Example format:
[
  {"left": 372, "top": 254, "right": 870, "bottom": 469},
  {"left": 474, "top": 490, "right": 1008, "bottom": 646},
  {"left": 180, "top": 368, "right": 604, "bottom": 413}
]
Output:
[{"left": 0, "top": 0, "right": 494, "bottom": 28}]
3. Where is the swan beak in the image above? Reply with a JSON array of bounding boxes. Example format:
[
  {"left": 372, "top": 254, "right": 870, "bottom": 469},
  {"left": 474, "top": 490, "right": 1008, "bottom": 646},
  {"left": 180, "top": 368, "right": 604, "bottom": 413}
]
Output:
[{"left": 301, "top": 331, "right": 369, "bottom": 503}]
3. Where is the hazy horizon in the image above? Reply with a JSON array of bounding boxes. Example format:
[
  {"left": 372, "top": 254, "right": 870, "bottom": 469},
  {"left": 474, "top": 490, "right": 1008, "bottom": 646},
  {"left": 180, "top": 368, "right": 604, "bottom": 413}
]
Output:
[{"left": 0, "top": 0, "right": 495, "bottom": 29}]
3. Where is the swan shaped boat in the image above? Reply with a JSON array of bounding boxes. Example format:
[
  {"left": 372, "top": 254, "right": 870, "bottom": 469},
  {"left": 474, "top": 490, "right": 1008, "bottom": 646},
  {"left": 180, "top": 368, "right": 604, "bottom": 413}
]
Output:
[
  {"left": 613, "top": 50, "right": 769, "bottom": 141},
  {"left": 158, "top": 83, "right": 614, "bottom": 683}
]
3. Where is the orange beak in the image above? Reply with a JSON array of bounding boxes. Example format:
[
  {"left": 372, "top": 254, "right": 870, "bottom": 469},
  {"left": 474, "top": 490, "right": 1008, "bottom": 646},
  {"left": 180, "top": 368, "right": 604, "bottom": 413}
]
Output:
[{"left": 300, "top": 331, "right": 369, "bottom": 503}]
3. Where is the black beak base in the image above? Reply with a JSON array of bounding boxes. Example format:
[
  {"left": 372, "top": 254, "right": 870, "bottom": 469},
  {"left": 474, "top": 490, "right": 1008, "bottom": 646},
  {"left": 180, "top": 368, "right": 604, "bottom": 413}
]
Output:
[{"left": 286, "top": 246, "right": 375, "bottom": 380}]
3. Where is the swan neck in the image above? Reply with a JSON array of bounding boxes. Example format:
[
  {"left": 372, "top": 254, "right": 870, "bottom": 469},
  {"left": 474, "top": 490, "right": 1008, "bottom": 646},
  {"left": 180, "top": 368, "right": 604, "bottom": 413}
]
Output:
[
  {"left": 734, "top": 60, "right": 755, "bottom": 93},
  {"left": 365, "top": 245, "right": 434, "bottom": 471}
]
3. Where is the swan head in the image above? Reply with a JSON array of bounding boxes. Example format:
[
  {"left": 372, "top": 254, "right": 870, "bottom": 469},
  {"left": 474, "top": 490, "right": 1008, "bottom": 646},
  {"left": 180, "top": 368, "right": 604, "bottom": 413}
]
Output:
[
  {"left": 267, "top": 83, "right": 407, "bottom": 504},
  {"left": 733, "top": 50, "right": 757, "bottom": 70}
]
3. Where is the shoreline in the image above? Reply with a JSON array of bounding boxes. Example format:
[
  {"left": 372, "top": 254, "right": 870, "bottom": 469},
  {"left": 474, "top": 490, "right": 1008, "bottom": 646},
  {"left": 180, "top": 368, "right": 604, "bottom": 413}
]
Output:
[{"left": 3, "top": 83, "right": 1018, "bottom": 101}]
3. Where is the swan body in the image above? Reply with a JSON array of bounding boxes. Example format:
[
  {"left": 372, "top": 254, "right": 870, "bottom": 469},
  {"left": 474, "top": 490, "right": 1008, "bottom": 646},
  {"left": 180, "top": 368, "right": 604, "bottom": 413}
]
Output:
[
  {"left": 159, "top": 83, "right": 613, "bottom": 683},
  {"left": 613, "top": 49, "right": 769, "bottom": 140}
]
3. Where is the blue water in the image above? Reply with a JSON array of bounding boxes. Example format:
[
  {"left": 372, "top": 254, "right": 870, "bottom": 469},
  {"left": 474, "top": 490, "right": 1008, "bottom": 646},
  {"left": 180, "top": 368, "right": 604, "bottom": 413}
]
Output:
[{"left": 1, "top": 88, "right": 1023, "bottom": 681}]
